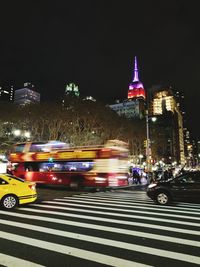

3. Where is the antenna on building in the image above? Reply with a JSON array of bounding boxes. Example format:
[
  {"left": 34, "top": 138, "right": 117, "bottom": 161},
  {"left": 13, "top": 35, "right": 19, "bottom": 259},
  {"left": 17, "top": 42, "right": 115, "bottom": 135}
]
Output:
[{"left": 133, "top": 56, "right": 139, "bottom": 82}]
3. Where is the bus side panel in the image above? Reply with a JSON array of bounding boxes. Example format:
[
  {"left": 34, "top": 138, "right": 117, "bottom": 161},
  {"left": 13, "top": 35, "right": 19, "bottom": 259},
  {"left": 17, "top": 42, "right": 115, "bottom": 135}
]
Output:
[
  {"left": 24, "top": 172, "right": 109, "bottom": 187},
  {"left": 23, "top": 171, "right": 72, "bottom": 185}
]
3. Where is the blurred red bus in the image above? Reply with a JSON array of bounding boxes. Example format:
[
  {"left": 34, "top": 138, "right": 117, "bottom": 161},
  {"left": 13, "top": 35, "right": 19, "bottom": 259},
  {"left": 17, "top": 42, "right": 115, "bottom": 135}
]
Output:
[{"left": 9, "top": 140, "right": 130, "bottom": 190}]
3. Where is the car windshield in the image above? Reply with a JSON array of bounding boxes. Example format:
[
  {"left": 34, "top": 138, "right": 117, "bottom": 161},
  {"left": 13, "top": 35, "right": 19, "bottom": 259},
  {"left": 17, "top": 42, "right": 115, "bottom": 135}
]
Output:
[{"left": 5, "top": 174, "right": 25, "bottom": 182}]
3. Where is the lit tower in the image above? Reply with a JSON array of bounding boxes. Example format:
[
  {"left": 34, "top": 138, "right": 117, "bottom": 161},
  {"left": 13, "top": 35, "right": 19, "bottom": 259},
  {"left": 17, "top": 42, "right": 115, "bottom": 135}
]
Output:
[
  {"left": 65, "top": 83, "right": 80, "bottom": 97},
  {"left": 128, "top": 56, "right": 146, "bottom": 100},
  {"left": 109, "top": 56, "right": 146, "bottom": 119}
]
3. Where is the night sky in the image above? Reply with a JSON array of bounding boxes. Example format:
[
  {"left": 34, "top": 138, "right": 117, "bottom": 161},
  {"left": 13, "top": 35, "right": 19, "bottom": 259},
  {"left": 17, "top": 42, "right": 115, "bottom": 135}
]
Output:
[{"left": 0, "top": 1, "right": 200, "bottom": 139}]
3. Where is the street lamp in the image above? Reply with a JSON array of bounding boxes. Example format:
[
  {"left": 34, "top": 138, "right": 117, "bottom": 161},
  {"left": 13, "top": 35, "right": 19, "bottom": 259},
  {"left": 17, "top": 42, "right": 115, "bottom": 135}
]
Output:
[
  {"left": 139, "top": 154, "right": 143, "bottom": 166},
  {"left": 13, "top": 129, "right": 31, "bottom": 141},
  {"left": 151, "top": 117, "right": 157, "bottom": 122},
  {"left": 146, "top": 110, "right": 151, "bottom": 172},
  {"left": 24, "top": 131, "right": 31, "bottom": 139},
  {"left": 13, "top": 129, "right": 21, "bottom": 137}
]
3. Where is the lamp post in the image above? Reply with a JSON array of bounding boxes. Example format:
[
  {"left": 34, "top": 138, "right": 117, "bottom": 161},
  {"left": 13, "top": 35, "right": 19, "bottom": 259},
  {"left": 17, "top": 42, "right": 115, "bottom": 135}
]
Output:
[{"left": 146, "top": 111, "right": 157, "bottom": 173}]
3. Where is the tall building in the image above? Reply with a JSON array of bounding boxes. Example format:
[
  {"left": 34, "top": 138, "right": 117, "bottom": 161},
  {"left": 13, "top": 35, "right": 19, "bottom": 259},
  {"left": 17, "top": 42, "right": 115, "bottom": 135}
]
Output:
[
  {"left": 65, "top": 83, "right": 80, "bottom": 98},
  {"left": 62, "top": 83, "right": 80, "bottom": 106},
  {"left": 109, "top": 99, "right": 141, "bottom": 118},
  {"left": 14, "top": 82, "right": 40, "bottom": 105},
  {"left": 110, "top": 56, "right": 146, "bottom": 119},
  {"left": 128, "top": 56, "right": 146, "bottom": 100},
  {"left": 150, "top": 87, "right": 185, "bottom": 165},
  {"left": 0, "top": 85, "right": 14, "bottom": 102},
  {"left": 197, "top": 141, "right": 200, "bottom": 166},
  {"left": 83, "top": 96, "right": 96, "bottom": 102}
]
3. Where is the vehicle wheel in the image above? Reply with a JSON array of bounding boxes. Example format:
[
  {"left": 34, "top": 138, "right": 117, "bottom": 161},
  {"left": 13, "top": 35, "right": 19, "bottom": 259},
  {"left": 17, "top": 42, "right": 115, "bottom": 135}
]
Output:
[
  {"left": 1, "top": 194, "right": 18, "bottom": 209},
  {"left": 155, "top": 191, "right": 171, "bottom": 205}
]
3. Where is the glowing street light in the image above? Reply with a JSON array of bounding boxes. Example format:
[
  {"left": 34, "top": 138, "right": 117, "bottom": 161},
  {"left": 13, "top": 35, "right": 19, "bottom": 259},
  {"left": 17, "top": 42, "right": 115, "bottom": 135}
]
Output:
[
  {"left": 24, "top": 131, "right": 31, "bottom": 139},
  {"left": 139, "top": 154, "right": 143, "bottom": 166},
  {"left": 13, "top": 129, "right": 31, "bottom": 140},
  {"left": 151, "top": 117, "right": 157, "bottom": 122},
  {"left": 13, "top": 129, "right": 21, "bottom": 136}
]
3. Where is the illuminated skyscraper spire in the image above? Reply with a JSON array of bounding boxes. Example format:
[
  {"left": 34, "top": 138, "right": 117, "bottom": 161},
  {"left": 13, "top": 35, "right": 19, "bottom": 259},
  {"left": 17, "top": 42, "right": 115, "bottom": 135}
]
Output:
[
  {"left": 133, "top": 56, "right": 139, "bottom": 82},
  {"left": 128, "top": 56, "right": 145, "bottom": 100}
]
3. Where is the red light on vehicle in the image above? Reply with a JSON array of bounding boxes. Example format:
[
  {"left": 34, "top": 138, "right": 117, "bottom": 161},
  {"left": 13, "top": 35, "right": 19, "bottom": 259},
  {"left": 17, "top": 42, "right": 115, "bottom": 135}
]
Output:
[{"left": 108, "top": 174, "right": 118, "bottom": 186}]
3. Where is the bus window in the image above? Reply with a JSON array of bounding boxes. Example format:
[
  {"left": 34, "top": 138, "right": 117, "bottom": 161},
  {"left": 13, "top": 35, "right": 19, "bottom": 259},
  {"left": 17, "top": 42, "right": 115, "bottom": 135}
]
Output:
[
  {"left": 24, "top": 162, "right": 40, "bottom": 172},
  {"left": 29, "top": 143, "right": 46, "bottom": 152},
  {"left": 23, "top": 161, "right": 95, "bottom": 173},
  {"left": 14, "top": 144, "right": 25, "bottom": 153}
]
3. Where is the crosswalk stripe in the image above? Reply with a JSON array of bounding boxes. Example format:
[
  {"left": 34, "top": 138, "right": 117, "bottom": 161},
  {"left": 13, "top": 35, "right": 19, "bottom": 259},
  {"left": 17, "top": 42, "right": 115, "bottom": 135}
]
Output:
[
  {"left": 37, "top": 201, "right": 200, "bottom": 226},
  {"left": 0, "top": 217, "right": 199, "bottom": 247},
  {"left": 58, "top": 197, "right": 200, "bottom": 217},
  {"left": 5, "top": 207, "right": 199, "bottom": 236},
  {"left": 76, "top": 195, "right": 200, "bottom": 212},
  {"left": 87, "top": 191, "right": 200, "bottom": 202},
  {"left": 0, "top": 231, "right": 152, "bottom": 267},
  {"left": 0, "top": 253, "right": 45, "bottom": 267},
  {"left": 81, "top": 194, "right": 200, "bottom": 211},
  {"left": 0, "top": 220, "right": 200, "bottom": 265}
]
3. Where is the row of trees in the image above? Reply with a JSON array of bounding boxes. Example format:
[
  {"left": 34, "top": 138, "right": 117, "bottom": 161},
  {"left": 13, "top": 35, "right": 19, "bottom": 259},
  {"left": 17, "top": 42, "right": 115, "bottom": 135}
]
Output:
[{"left": 0, "top": 99, "right": 146, "bottom": 158}]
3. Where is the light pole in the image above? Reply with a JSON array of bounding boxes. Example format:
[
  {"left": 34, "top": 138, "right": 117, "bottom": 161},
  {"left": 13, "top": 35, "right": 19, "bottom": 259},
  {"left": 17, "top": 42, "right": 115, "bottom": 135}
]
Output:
[{"left": 146, "top": 111, "right": 157, "bottom": 172}]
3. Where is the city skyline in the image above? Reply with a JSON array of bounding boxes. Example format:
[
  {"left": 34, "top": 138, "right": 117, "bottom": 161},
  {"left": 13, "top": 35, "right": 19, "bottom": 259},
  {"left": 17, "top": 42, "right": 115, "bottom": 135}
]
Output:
[{"left": 0, "top": 1, "right": 199, "bottom": 139}]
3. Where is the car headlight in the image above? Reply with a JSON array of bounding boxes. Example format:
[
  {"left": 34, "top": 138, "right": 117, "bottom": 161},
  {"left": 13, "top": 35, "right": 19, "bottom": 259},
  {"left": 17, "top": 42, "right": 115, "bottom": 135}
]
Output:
[{"left": 148, "top": 183, "right": 157, "bottom": 189}]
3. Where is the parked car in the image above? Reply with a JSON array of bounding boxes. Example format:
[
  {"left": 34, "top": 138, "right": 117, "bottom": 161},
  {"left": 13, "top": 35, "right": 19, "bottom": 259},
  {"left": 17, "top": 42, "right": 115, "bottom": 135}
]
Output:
[
  {"left": 147, "top": 171, "right": 200, "bottom": 205},
  {"left": 0, "top": 173, "right": 37, "bottom": 209}
]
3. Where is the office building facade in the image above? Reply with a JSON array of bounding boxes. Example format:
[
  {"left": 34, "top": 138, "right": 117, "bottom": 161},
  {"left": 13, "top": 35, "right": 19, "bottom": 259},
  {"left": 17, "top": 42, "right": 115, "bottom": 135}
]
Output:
[
  {"left": 14, "top": 82, "right": 40, "bottom": 105},
  {"left": 150, "top": 87, "right": 185, "bottom": 165}
]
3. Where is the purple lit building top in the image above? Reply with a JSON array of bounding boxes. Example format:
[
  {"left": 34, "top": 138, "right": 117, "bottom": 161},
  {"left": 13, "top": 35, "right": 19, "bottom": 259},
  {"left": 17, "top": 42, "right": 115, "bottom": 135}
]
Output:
[
  {"left": 128, "top": 56, "right": 145, "bottom": 99},
  {"left": 129, "top": 81, "right": 144, "bottom": 89}
]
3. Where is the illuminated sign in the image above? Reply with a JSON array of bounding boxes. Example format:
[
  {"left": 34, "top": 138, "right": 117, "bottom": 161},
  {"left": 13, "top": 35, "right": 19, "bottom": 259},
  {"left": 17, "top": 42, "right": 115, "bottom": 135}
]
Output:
[
  {"left": 57, "top": 150, "right": 97, "bottom": 159},
  {"left": 35, "top": 153, "right": 50, "bottom": 160}
]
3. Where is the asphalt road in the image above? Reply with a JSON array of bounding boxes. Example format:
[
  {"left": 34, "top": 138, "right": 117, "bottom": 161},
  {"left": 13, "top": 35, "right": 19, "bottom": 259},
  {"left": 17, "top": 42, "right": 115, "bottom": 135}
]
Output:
[
  {"left": 35, "top": 184, "right": 146, "bottom": 202},
  {"left": 36, "top": 185, "right": 84, "bottom": 202}
]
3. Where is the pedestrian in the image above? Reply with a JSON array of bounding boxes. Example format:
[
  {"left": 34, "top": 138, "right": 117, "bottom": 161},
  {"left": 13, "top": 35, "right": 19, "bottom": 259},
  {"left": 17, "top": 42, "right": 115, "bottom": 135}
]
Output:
[{"left": 133, "top": 170, "right": 141, "bottom": 184}]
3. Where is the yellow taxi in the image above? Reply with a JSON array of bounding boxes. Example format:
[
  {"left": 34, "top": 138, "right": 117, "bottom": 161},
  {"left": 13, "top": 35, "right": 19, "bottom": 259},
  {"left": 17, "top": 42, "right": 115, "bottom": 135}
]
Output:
[{"left": 0, "top": 173, "right": 37, "bottom": 209}]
